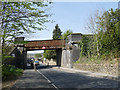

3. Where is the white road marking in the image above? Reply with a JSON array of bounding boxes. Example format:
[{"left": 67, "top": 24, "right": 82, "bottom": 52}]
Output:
[{"left": 37, "top": 70, "right": 59, "bottom": 90}]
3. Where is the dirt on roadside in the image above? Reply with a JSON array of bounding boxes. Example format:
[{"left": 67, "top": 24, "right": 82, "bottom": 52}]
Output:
[{"left": 2, "top": 75, "right": 22, "bottom": 89}]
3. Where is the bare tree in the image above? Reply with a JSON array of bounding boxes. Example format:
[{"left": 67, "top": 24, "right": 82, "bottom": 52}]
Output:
[{"left": 85, "top": 9, "right": 105, "bottom": 56}]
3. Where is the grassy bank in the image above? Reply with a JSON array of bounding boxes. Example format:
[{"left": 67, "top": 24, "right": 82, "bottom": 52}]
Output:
[{"left": 75, "top": 55, "right": 118, "bottom": 65}]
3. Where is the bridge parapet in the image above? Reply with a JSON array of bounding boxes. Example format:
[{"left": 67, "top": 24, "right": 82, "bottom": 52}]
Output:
[{"left": 68, "top": 33, "right": 82, "bottom": 45}]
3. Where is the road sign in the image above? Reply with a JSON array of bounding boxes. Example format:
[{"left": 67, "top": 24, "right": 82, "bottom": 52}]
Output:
[{"left": 42, "top": 46, "right": 46, "bottom": 49}]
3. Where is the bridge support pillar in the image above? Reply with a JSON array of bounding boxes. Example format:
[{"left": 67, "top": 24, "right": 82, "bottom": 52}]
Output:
[
  {"left": 61, "top": 48, "right": 73, "bottom": 68},
  {"left": 22, "top": 49, "right": 27, "bottom": 69},
  {"left": 56, "top": 49, "right": 62, "bottom": 66},
  {"left": 14, "top": 37, "right": 27, "bottom": 69}
]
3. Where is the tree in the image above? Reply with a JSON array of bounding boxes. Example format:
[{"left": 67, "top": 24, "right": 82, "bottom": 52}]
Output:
[
  {"left": 61, "top": 29, "right": 73, "bottom": 40},
  {"left": 35, "top": 53, "right": 42, "bottom": 59},
  {"left": 85, "top": 8, "right": 120, "bottom": 59},
  {"left": 79, "top": 35, "right": 93, "bottom": 58},
  {"left": 85, "top": 9, "right": 104, "bottom": 57},
  {"left": 97, "top": 8, "right": 120, "bottom": 55},
  {"left": 43, "top": 24, "right": 62, "bottom": 60},
  {"left": 0, "top": 2, "right": 52, "bottom": 60},
  {"left": 53, "top": 24, "right": 62, "bottom": 40},
  {"left": 43, "top": 50, "right": 56, "bottom": 60}
]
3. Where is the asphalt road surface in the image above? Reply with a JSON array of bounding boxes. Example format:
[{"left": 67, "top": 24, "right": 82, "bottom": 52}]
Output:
[
  {"left": 11, "top": 64, "right": 118, "bottom": 89},
  {"left": 37, "top": 64, "right": 118, "bottom": 89}
]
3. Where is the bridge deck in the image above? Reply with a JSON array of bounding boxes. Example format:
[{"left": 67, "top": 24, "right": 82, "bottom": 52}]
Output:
[{"left": 25, "top": 40, "right": 65, "bottom": 51}]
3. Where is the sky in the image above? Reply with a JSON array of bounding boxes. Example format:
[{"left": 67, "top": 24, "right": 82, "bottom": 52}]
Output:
[{"left": 27, "top": 1, "right": 118, "bottom": 54}]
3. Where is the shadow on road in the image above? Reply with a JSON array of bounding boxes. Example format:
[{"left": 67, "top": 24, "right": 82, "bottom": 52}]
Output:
[
  {"left": 39, "top": 67, "right": 119, "bottom": 88},
  {"left": 10, "top": 63, "right": 118, "bottom": 89},
  {"left": 37, "top": 65, "right": 58, "bottom": 69}
]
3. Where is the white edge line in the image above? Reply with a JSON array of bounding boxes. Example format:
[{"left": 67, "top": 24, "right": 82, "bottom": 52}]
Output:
[{"left": 37, "top": 70, "right": 59, "bottom": 90}]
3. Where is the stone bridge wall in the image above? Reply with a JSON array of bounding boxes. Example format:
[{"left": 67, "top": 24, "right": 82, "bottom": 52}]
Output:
[
  {"left": 11, "top": 37, "right": 27, "bottom": 69},
  {"left": 73, "top": 64, "right": 118, "bottom": 75}
]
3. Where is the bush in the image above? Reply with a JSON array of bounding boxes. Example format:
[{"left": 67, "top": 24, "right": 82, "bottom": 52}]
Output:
[
  {"left": 2, "top": 64, "right": 24, "bottom": 80},
  {"left": 43, "top": 50, "right": 56, "bottom": 60},
  {"left": 4, "top": 56, "right": 14, "bottom": 59}
]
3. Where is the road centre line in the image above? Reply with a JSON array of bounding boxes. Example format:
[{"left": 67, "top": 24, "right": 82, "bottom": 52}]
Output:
[{"left": 37, "top": 70, "right": 59, "bottom": 90}]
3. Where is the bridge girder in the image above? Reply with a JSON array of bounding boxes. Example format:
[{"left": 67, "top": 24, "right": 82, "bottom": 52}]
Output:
[{"left": 24, "top": 40, "right": 65, "bottom": 51}]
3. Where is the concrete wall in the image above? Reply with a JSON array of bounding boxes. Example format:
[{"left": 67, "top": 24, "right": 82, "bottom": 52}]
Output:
[
  {"left": 72, "top": 45, "right": 80, "bottom": 62},
  {"left": 61, "top": 49, "right": 72, "bottom": 68},
  {"left": 56, "top": 49, "right": 62, "bottom": 66},
  {"left": 61, "top": 33, "right": 81, "bottom": 68},
  {"left": 61, "top": 46, "right": 80, "bottom": 68},
  {"left": 68, "top": 33, "right": 82, "bottom": 43}
]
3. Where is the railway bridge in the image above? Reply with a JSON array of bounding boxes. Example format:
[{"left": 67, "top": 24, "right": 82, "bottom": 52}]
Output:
[
  {"left": 25, "top": 39, "right": 65, "bottom": 67},
  {"left": 12, "top": 33, "right": 82, "bottom": 69}
]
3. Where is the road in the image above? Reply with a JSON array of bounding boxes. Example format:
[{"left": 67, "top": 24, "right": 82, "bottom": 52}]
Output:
[
  {"left": 12, "top": 64, "right": 118, "bottom": 89},
  {"left": 37, "top": 64, "right": 118, "bottom": 89}
]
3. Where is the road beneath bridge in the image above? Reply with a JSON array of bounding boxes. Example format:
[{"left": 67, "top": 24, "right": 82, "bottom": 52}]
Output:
[{"left": 12, "top": 64, "right": 118, "bottom": 89}]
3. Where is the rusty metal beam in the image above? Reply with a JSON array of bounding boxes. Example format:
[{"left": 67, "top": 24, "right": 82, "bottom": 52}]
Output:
[{"left": 24, "top": 40, "right": 65, "bottom": 51}]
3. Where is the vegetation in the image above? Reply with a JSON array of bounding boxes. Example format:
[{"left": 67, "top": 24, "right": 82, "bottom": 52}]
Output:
[
  {"left": 2, "top": 64, "right": 24, "bottom": 80},
  {"left": 79, "top": 35, "right": 93, "bottom": 58},
  {"left": 43, "top": 24, "right": 62, "bottom": 60},
  {"left": 53, "top": 24, "right": 62, "bottom": 40},
  {"left": 76, "top": 8, "right": 120, "bottom": 64},
  {"left": 34, "top": 53, "right": 42, "bottom": 59},
  {"left": 0, "top": 2, "right": 52, "bottom": 80},
  {"left": 1, "top": 2, "right": 52, "bottom": 61},
  {"left": 96, "top": 8, "right": 120, "bottom": 56},
  {"left": 60, "top": 29, "right": 73, "bottom": 40},
  {"left": 43, "top": 50, "right": 56, "bottom": 60}
]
